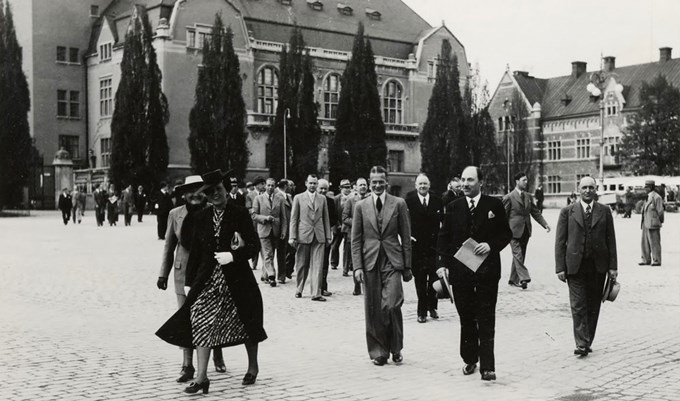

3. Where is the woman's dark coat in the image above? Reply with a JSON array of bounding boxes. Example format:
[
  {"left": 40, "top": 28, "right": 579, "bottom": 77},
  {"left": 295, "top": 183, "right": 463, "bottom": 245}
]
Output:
[{"left": 156, "top": 203, "right": 266, "bottom": 348}]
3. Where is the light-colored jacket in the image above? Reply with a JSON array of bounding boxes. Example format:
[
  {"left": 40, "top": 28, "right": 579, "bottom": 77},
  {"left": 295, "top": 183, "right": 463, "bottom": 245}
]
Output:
[
  {"left": 641, "top": 191, "right": 664, "bottom": 229},
  {"left": 289, "top": 191, "right": 331, "bottom": 244},
  {"left": 159, "top": 205, "right": 191, "bottom": 294},
  {"left": 252, "top": 192, "right": 288, "bottom": 239},
  {"left": 502, "top": 189, "right": 548, "bottom": 238}
]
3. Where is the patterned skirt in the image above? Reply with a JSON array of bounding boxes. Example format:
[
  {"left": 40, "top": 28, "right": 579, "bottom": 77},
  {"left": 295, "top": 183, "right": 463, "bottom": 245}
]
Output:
[{"left": 190, "top": 264, "right": 249, "bottom": 348}]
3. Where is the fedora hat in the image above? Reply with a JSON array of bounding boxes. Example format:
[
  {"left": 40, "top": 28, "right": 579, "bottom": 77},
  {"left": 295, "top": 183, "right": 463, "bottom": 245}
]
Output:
[
  {"left": 174, "top": 175, "right": 204, "bottom": 194},
  {"left": 644, "top": 180, "right": 655, "bottom": 188},
  {"left": 197, "top": 169, "right": 233, "bottom": 193},
  {"left": 601, "top": 276, "right": 621, "bottom": 303},
  {"left": 432, "top": 275, "right": 454, "bottom": 303}
]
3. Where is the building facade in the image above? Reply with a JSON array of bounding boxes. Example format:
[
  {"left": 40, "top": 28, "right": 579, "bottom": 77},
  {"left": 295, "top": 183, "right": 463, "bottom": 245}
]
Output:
[
  {"left": 488, "top": 49, "right": 680, "bottom": 207},
  {"left": 81, "top": 0, "right": 469, "bottom": 196}
]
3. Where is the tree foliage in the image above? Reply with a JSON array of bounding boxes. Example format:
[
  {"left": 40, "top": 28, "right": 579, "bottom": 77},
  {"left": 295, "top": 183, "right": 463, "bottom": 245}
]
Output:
[
  {"left": 619, "top": 74, "right": 680, "bottom": 175},
  {"left": 109, "top": 5, "right": 169, "bottom": 190},
  {"left": 330, "top": 22, "right": 386, "bottom": 185},
  {"left": 420, "top": 39, "right": 465, "bottom": 193},
  {"left": 267, "top": 25, "right": 321, "bottom": 186},
  {"left": 0, "top": 0, "right": 32, "bottom": 209},
  {"left": 188, "top": 14, "right": 248, "bottom": 177}
]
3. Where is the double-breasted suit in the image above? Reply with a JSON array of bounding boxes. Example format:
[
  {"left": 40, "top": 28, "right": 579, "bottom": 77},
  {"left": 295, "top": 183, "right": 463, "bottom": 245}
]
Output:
[
  {"left": 252, "top": 192, "right": 289, "bottom": 281},
  {"left": 640, "top": 190, "right": 664, "bottom": 265},
  {"left": 351, "top": 193, "right": 412, "bottom": 360},
  {"left": 502, "top": 189, "right": 549, "bottom": 286},
  {"left": 437, "top": 195, "right": 511, "bottom": 373},
  {"left": 289, "top": 191, "right": 331, "bottom": 298},
  {"left": 405, "top": 190, "right": 443, "bottom": 318},
  {"left": 555, "top": 201, "right": 617, "bottom": 349}
]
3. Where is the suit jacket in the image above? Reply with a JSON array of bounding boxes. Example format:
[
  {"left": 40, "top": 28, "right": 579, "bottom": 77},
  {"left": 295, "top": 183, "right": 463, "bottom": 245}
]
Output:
[
  {"left": 227, "top": 192, "right": 246, "bottom": 207},
  {"left": 58, "top": 193, "right": 72, "bottom": 211},
  {"left": 351, "top": 193, "right": 412, "bottom": 272},
  {"left": 333, "top": 193, "right": 350, "bottom": 233},
  {"left": 246, "top": 190, "right": 259, "bottom": 211},
  {"left": 641, "top": 191, "right": 664, "bottom": 229},
  {"left": 555, "top": 201, "right": 618, "bottom": 275},
  {"left": 437, "top": 195, "right": 512, "bottom": 283},
  {"left": 122, "top": 189, "right": 135, "bottom": 207},
  {"left": 342, "top": 193, "right": 366, "bottom": 234},
  {"left": 502, "top": 189, "right": 548, "bottom": 238},
  {"left": 159, "top": 206, "right": 191, "bottom": 288},
  {"left": 94, "top": 189, "right": 107, "bottom": 208},
  {"left": 405, "top": 190, "right": 443, "bottom": 265},
  {"left": 252, "top": 192, "right": 288, "bottom": 239},
  {"left": 156, "top": 191, "right": 173, "bottom": 216},
  {"left": 289, "top": 191, "right": 331, "bottom": 244},
  {"left": 326, "top": 194, "right": 338, "bottom": 229}
]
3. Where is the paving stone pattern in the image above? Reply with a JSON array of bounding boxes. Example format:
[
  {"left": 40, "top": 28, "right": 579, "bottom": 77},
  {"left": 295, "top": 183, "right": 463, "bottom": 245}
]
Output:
[{"left": 0, "top": 209, "right": 678, "bottom": 401}]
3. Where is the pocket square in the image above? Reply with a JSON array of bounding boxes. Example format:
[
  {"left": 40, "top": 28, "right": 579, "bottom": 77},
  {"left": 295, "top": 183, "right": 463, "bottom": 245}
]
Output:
[{"left": 488, "top": 211, "right": 495, "bottom": 219}]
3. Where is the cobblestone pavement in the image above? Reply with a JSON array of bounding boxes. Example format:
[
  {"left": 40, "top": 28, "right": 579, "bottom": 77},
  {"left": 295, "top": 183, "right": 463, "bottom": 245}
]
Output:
[{"left": 0, "top": 209, "right": 678, "bottom": 401}]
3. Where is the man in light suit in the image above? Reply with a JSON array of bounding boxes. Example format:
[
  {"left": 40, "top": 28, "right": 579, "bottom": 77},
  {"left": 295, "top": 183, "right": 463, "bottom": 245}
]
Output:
[
  {"left": 502, "top": 172, "right": 550, "bottom": 289},
  {"left": 437, "top": 166, "right": 512, "bottom": 381},
  {"left": 252, "top": 178, "right": 288, "bottom": 287},
  {"left": 555, "top": 176, "right": 618, "bottom": 357},
  {"left": 330, "top": 179, "right": 352, "bottom": 270},
  {"left": 639, "top": 179, "right": 664, "bottom": 266},
  {"left": 353, "top": 166, "right": 412, "bottom": 366},
  {"left": 246, "top": 176, "right": 266, "bottom": 270},
  {"left": 289, "top": 174, "right": 332, "bottom": 301}
]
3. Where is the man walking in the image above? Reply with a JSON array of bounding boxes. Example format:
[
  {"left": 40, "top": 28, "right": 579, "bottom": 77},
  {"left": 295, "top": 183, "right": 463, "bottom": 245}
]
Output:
[
  {"left": 352, "top": 166, "right": 412, "bottom": 366},
  {"left": 135, "top": 185, "right": 147, "bottom": 222},
  {"left": 122, "top": 184, "right": 135, "bottom": 226},
  {"left": 436, "top": 166, "right": 512, "bottom": 381},
  {"left": 155, "top": 182, "right": 173, "bottom": 240},
  {"left": 330, "top": 179, "right": 352, "bottom": 270},
  {"left": 289, "top": 174, "right": 331, "bottom": 301},
  {"left": 343, "top": 177, "right": 369, "bottom": 295},
  {"left": 226, "top": 177, "right": 246, "bottom": 207},
  {"left": 58, "top": 187, "right": 72, "bottom": 225},
  {"left": 639, "top": 180, "right": 664, "bottom": 266},
  {"left": 555, "top": 176, "right": 618, "bottom": 357},
  {"left": 246, "top": 176, "right": 266, "bottom": 270},
  {"left": 71, "top": 186, "right": 85, "bottom": 224},
  {"left": 534, "top": 184, "right": 545, "bottom": 212},
  {"left": 252, "top": 178, "right": 288, "bottom": 287},
  {"left": 275, "top": 179, "right": 294, "bottom": 283},
  {"left": 318, "top": 179, "right": 336, "bottom": 297},
  {"left": 94, "top": 183, "right": 107, "bottom": 226},
  {"left": 405, "top": 173, "right": 443, "bottom": 323},
  {"left": 502, "top": 172, "right": 550, "bottom": 290}
]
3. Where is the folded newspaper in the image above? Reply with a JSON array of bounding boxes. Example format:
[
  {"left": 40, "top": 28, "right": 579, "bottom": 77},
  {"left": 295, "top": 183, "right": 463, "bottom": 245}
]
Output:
[{"left": 454, "top": 238, "right": 488, "bottom": 272}]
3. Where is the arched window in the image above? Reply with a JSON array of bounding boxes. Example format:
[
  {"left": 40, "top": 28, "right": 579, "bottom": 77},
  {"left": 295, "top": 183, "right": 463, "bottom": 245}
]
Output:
[
  {"left": 383, "top": 80, "right": 403, "bottom": 124},
  {"left": 323, "top": 73, "right": 341, "bottom": 119},
  {"left": 257, "top": 66, "right": 278, "bottom": 114}
]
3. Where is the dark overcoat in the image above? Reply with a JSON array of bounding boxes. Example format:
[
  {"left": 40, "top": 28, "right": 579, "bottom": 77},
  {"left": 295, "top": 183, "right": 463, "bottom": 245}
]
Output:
[
  {"left": 405, "top": 190, "right": 443, "bottom": 269},
  {"left": 156, "top": 203, "right": 266, "bottom": 348}
]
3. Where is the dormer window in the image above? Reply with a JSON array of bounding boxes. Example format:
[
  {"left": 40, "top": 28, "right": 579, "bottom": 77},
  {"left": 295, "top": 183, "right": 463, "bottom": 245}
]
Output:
[
  {"left": 561, "top": 94, "right": 572, "bottom": 106},
  {"left": 279, "top": 0, "right": 292, "bottom": 5},
  {"left": 365, "top": 8, "right": 381, "bottom": 20},
  {"left": 99, "top": 42, "right": 112, "bottom": 62},
  {"left": 307, "top": 0, "right": 323, "bottom": 10},
  {"left": 337, "top": 3, "right": 353, "bottom": 16}
]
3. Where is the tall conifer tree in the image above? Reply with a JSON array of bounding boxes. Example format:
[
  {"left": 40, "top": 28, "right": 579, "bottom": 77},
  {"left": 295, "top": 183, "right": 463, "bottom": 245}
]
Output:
[
  {"left": 188, "top": 15, "right": 248, "bottom": 177},
  {"left": 267, "top": 25, "right": 320, "bottom": 186},
  {"left": 0, "top": 0, "right": 32, "bottom": 209},
  {"left": 110, "top": 5, "right": 169, "bottom": 189},
  {"left": 330, "top": 23, "right": 386, "bottom": 184}
]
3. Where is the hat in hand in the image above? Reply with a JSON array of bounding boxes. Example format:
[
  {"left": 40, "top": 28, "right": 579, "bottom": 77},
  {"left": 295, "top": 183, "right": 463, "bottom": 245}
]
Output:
[
  {"left": 601, "top": 276, "right": 620, "bottom": 303},
  {"left": 433, "top": 275, "right": 454, "bottom": 303}
]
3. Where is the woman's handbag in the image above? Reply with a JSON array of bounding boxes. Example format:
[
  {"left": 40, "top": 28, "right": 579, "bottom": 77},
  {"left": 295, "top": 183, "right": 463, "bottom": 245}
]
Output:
[{"left": 231, "top": 231, "right": 245, "bottom": 250}]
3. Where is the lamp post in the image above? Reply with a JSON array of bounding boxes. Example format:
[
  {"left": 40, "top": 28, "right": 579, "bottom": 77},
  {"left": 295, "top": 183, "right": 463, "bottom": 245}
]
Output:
[
  {"left": 587, "top": 72, "right": 608, "bottom": 192},
  {"left": 503, "top": 101, "right": 513, "bottom": 194},
  {"left": 283, "top": 108, "right": 290, "bottom": 179}
]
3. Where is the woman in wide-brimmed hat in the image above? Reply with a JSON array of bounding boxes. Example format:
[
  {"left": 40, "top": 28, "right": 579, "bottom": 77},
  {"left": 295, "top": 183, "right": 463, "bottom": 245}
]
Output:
[{"left": 156, "top": 169, "right": 266, "bottom": 394}]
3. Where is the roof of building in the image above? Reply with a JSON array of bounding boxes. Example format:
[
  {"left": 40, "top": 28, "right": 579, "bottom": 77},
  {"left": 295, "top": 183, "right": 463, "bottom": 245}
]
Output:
[{"left": 511, "top": 57, "right": 680, "bottom": 119}]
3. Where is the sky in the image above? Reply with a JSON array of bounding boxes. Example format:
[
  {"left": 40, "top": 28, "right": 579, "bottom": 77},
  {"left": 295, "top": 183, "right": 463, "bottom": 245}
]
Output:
[{"left": 402, "top": 0, "right": 680, "bottom": 90}]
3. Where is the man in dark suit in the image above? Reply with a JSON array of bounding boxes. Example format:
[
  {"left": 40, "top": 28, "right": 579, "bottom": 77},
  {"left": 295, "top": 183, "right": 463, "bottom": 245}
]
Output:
[
  {"left": 275, "top": 179, "right": 294, "bottom": 283},
  {"left": 442, "top": 177, "right": 463, "bottom": 209},
  {"left": 555, "top": 176, "right": 618, "bottom": 357},
  {"left": 94, "top": 183, "right": 107, "bottom": 226},
  {"left": 252, "top": 178, "right": 288, "bottom": 287},
  {"left": 342, "top": 177, "right": 369, "bottom": 295},
  {"left": 155, "top": 182, "right": 174, "bottom": 240},
  {"left": 319, "top": 179, "right": 336, "bottom": 297},
  {"left": 437, "top": 166, "right": 512, "bottom": 381},
  {"left": 226, "top": 177, "right": 246, "bottom": 207},
  {"left": 353, "top": 166, "right": 412, "bottom": 366},
  {"left": 135, "top": 185, "right": 147, "bottom": 222},
  {"left": 405, "top": 173, "right": 443, "bottom": 323},
  {"left": 330, "top": 179, "right": 352, "bottom": 270},
  {"left": 58, "top": 187, "right": 72, "bottom": 225},
  {"left": 502, "top": 172, "right": 550, "bottom": 290}
]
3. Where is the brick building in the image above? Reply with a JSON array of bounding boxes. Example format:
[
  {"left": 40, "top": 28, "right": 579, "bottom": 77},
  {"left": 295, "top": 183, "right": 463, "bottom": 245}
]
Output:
[{"left": 488, "top": 49, "right": 680, "bottom": 207}]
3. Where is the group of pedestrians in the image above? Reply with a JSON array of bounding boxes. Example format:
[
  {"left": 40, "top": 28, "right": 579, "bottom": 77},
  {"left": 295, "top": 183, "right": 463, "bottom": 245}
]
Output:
[{"left": 153, "top": 164, "right": 627, "bottom": 394}]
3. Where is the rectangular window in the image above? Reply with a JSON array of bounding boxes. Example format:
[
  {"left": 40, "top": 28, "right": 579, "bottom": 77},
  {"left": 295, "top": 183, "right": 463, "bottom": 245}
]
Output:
[
  {"left": 58, "top": 90, "right": 79, "bottom": 118},
  {"left": 187, "top": 30, "right": 196, "bottom": 48},
  {"left": 547, "top": 175, "right": 561, "bottom": 194},
  {"left": 57, "top": 90, "right": 68, "bottom": 117},
  {"left": 99, "top": 78, "right": 113, "bottom": 117},
  {"left": 56, "top": 46, "right": 66, "bottom": 62},
  {"left": 576, "top": 138, "right": 590, "bottom": 159},
  {"left": 90, "top": 5, "right": 99, "bottom": 17},
  {"left": 69, "top": 47, "right": 79, "bottom": 63},
  {"left": 59, "top": 135, "right": 80, "bottom": 160},
  {"left": 100, "top": 138, "right": 111, "bottom": 168},
  {"left": 387, "top": 150, "right": 404, "bottom": 173},
  {"left": 69, "top": 91, "right": 80, "bottom": 118},
  {"left": 547, "top": 141, "right": 561, "bottom": 160},
  {"left": 99, "top": 42, "right": 112, "bottom": 62}
]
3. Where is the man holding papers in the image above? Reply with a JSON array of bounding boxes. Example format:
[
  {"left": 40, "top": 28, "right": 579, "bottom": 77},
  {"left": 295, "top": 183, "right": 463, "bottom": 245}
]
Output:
[{"left": 436, "top": 166, "right": 512, "bottom": 381}]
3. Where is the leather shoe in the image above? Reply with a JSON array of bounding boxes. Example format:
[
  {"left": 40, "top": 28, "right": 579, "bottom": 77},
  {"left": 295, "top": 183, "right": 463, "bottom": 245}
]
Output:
[
  {"left": 321, "top": 290, "right": 333, "bottom": 297},
  {"left": 520, "top": 280, "right": 528, "bottom": 290},
  {"left": 638, "top": 262, "right": 651, "bottom": 265},
  {"left": 574, "top": 346, "right": 589, "bottom": 356},
  {"left": 269, "top": 277, "right": 277, "bottom": 287},
  {"left": 331, "top": 265, "right": 338, "bottom": 270},
  {"left": 651, "top": 262, "right": 661, "bottom": 266},
  {"left": 352, "top": 290, "right": 362, "bottom": 296},
  {"left": 342, "top": 272, "right": 350, "bottom": 277},
  {"left": 429, "top": 309, "right": 439, "bottom": 319},
  {"left": 278, "top": 279, "right": 286, "bottom": 284},
  {"left": 311, "top": 296, "right": 327, "bottom": 302},
  {"left": 586, "top": 346, "right": 593, "bottom": 353},
  {"left": 372, "top": 356, "right": 387, "bottom": 366},
  {"left": 481, "top": 370, "right": 496, "bottom": 381},
  {"left": 242, "top": 372, "right": 257, "bottom": 385},
  {"left": 462, "top": 363, "right": 476, "bottom": 375},
  {"left": 392, "top": 352, "right": 403, "bottom": 363},
  {"left": 214, "top": 359, "right": 226, "bottom": 373},
  {"left": 417, "top": 316, "right": 426, "bottom": 323},
  {"left": 177, "top": 365, "right": 195, "bottom": 383},
  {"left": 295, "top": 292, "right": 302, "bottom": 298}
]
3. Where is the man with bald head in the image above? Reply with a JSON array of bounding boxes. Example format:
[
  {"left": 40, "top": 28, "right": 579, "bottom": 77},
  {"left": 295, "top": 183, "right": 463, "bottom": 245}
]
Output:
[{"left": 555, "top": 176, "right": 618, "bottom": 357}]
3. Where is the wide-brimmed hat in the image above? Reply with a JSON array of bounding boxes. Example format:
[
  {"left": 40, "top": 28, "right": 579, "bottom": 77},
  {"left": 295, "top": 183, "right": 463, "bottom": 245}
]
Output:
[
  {"left": 644, "top": 180, "right": 655, "bottom": 188},
  {"left": 252, "top": 176, "right": 266, "bottom": 186},
  {"left": 602, "top": 277, "right": 620, "bottom": 302},
  {"left": 198, "top": 169, "right": 233, "bottom": 193},
  {"left": 174, "top": 175, "right": 204, "bottom": 194}
]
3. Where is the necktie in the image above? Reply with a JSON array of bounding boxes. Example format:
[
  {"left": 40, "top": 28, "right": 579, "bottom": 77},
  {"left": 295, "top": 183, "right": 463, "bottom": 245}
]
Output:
[
  {"left": 469, "top": 199, "right": 475, "bottom": 214},
  {"left": 422, "top": 197, "right": 427, "bottom": 208},
  {"left": 376, "top": 197, "right": 383, "bottom": 213},
  {"left": 586, "top": 204, "right": 591, "bottom": 217}
]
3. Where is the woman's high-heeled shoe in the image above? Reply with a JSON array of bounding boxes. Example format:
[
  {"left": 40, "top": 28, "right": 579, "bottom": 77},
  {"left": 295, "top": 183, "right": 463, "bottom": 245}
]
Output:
[
  {"left": 242, "top": 372, "right": 257, "bottom": 385},
  {"left": 184, "top": 379, "right": 210, "bottom": 394}
]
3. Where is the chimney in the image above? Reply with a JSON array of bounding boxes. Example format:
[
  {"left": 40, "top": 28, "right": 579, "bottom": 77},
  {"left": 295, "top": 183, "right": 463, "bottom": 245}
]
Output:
[
  {"left": 603, "top": 56, "right": 616, "bottom": 72},
  {"left": 514, "top": 70, "right": 529, "bottom": 78},
  {"left": 571, "top": 61, "right": 587, "bottom": 78},
  {"left": 660, "top": 47, "right": 672, "bottom": 62}
]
